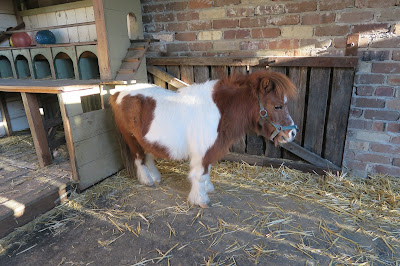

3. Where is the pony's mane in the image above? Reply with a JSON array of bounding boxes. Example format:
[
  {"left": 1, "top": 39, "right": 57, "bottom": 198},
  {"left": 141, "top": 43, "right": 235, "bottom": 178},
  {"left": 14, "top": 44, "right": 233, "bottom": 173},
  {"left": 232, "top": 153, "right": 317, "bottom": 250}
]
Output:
[{"left": 218, "top": 70, "right": 298, "bottom": 99}]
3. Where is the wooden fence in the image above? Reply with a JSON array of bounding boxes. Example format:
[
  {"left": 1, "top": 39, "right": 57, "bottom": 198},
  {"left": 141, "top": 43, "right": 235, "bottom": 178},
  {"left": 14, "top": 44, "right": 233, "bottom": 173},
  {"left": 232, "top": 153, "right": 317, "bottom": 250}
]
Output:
[{"left": 147, "top": 56, "right": 358, "bottom": 172}]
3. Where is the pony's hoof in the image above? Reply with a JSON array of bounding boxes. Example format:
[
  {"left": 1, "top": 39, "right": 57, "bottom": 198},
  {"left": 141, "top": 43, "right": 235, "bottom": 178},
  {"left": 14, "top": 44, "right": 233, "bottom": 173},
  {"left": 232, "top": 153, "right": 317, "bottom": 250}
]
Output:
[{"left": 199, "top": 203, "right": 209, "bottom": 208}]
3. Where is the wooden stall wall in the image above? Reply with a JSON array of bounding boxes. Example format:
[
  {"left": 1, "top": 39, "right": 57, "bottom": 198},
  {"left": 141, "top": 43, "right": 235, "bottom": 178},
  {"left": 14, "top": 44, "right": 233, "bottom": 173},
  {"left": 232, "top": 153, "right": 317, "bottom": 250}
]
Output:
[
  {"left": 0, "top": 0, "right": 17, "bottom": 47},
  {"left": 147, "top": 57, "right": 357, "bottom": 170},
  {"left": 0, "top": 93, "right": 29, "bottom": 137}
]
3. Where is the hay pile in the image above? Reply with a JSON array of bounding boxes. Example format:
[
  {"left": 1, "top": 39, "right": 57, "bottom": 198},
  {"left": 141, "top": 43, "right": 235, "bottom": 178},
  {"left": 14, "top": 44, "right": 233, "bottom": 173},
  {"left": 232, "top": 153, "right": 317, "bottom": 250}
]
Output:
[{"left": 0, "top": 159, "right": 399, "bottom": 264}]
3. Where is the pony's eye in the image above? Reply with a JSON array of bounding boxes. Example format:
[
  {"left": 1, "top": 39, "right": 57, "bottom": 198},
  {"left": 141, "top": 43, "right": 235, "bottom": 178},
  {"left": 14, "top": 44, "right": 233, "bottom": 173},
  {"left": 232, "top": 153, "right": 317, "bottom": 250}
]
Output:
[{"left": 274, "top": 105, "right": 283, "bottom": 110}]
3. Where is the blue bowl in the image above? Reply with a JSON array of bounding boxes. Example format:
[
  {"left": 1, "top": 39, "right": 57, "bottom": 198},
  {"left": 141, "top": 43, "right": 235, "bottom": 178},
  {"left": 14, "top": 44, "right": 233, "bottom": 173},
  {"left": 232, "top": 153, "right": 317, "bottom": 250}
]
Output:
[{"left": 35, "top": 30, "right": 56, "bottom": 44}]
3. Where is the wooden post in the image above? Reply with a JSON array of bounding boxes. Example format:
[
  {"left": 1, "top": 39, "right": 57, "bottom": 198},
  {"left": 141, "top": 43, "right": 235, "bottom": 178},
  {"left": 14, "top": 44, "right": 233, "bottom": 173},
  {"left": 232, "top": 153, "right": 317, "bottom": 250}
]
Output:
[
  {"left": 0, "top": 92, "right": 12, "bottom": 136},
  {"left": 21, "top": 93, "right": 52, "bottom": 168}
]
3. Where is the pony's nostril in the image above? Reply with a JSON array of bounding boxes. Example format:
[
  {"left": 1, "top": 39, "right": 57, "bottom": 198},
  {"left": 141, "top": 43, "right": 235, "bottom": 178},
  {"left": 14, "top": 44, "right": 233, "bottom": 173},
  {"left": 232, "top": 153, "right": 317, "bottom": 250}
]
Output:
[{"left": 291, "top": 130, "right": 296, "bottom": 138}]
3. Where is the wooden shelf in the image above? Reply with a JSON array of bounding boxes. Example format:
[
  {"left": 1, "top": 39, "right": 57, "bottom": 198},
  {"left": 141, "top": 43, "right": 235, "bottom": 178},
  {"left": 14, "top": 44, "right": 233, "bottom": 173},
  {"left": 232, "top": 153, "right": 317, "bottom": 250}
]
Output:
[{"left": 0, "top": 41, "right": 97, "bottom": 51}]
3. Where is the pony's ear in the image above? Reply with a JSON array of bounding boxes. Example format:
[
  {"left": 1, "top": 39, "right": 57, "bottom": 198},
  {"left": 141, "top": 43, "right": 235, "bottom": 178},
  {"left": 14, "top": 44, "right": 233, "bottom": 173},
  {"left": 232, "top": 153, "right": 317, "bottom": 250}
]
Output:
[{"left": 260, "top": 77, "right": 273, "bottom": 94}]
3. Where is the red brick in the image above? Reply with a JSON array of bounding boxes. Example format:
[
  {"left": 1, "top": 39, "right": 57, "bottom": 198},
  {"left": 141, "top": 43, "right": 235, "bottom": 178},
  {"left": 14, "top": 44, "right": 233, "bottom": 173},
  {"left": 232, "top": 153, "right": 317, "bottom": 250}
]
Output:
[
  {"left": 370, "top": 143, "right": 400, "bottom": 153},
  {"left": 144, "top": 23, "right": 164, "bottom": 33},
  {"left": 286, "top": 1, "right": 317, "bottom": 13},
  {"left": 393, "top": 158, "right": 400, "bottom": 167},
  {"left": 333, "top": 37, "right": 346, "bottom": 48},
  {"left": 364, "top": 110, "right": 400, "bottom": 121},
  {"left": 251, "top": 28, "right": 280, "bottom": 38},
  {"left": 214, "top": 0, "right": 240, "bottom": 7},
  {"left": 224, "top": 29, "right": 250, "bottom": 39},
  {"left": 393, "top": 50, "right": 400, "bottom": 61},
  {"left": 255, "top": 4, "right": 284, "bottom": 15},
  {"left": 165, "top": 23, "right": 187, "bottom": 31},
  {"left": 143, "top": 4, "right": 165, "bottom": 13},
  {"left": 166, "top": 43, "right": 189, "bottom": 53},
  {"left": 387, "top": 99, "right": 400, "bottom": 110},
  {"left": 188, "top": 21, "right": 211, "bottom": 31},
  {"left": 239, "top": 17, "right": 261, "bottom": 28},
  {"left": 373, "top": 121, "right": 385, "bottom": 131},
  {"left": 348, "top": 119, "right": 373, "bottom": 130},
  {"left": 302, "top": 13, "right": 335, "bottom": 25},
  {"left": 175, "top": 32, "right": 196, "bottom": 42},
  {"left": 360, "top": 51, "right": 390, "bottom": 61},
  {"left": 188, "top": 0, "right": 212, "bottom": 9},
  {"left": 375, "top": 87, "right": 394, "bottom": 97},
  {"left": 269, "top": 39, "right": 299, "bottom": 50},
  {"left": 320, "top": 0, "right": 354, "bottom": 10},
  {"left": 315, "top": 25, "right": 349, "bottom": 36},
  {"left": 391, "top": 136, "right": 400, "bottom": 144},
  {"left": 352, "top": 23, "right": 390, "bottom": 34},
  {"left": 154, "top": 13, "right": 174, "bottom": 22},
  {"left": 370, "top": 37, "right": 400, "bottom": 48},
  {"left": 355, "top": 98, "right": 385, "bottom": 108},
  {"left": 269, "top": 15, "right": 299, "bottom": 26},
  {"left": 213, "top": 19, "right": 239, "bottom": 29},
  {"left": 350, "top": 108, "right": 363, "bottom": 118},
  {"left": 337, "top": 11, "right": 374, "bottom": 23},
  {"left": 371, "top": 165, "right": 400, "bottom": 176},
  {"left": 356, "top": 153, "right": 391, "bottom": 164},
  {"left": 387, "top": 123, "right": 400, "bottom": 133},
  {"left": 356, "top": 86, "right": 374, "bottom": 96},
  {"left": 372, "top": 62, "right": 400, "bottom": 74},
  {"left": 377, "top": 9, "right": 400, "bottom": 22},
  {"left": 356, "top": 74, "right": 385, "bottom": 84},
  {"left": 355, "top": 0, "right": 396, "bottom": 8},
  {"left": 240, "top": 40, "right": 269, "bottom": 50},
  {"left": 177, "top": 11, "right": 199, "bottom": 21},
  {"left": 142, "top": 15, "right": 152, "bottom": 24},
  {"left": 165, "top": 2, "right": 187, "bottom": 11},
  {"left": 227, "top": 7, "right": 255, "bottom": 17},
  {"left": 189, "top": 42, "right": 212, "bottom": 51},
  {"left": 344, "top": 160, "right": 367, "bottom": 171},
  {"left": 388, "top": 75, "right": 400, "bottom": 85}
]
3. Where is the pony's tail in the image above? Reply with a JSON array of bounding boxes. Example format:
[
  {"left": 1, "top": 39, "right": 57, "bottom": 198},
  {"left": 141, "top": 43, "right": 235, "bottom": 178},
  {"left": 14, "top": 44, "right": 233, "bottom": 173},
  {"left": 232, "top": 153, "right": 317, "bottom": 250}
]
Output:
[{"left": 109, "top": 93, "right": 136, "bottom": 178}]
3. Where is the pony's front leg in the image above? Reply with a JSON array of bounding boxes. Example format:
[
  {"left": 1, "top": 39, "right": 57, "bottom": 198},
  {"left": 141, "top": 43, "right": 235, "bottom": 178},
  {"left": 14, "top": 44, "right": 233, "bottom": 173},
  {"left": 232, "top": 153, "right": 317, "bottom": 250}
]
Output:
[{"left": 188, "top": 159, "right": 210, "bottom": 208}]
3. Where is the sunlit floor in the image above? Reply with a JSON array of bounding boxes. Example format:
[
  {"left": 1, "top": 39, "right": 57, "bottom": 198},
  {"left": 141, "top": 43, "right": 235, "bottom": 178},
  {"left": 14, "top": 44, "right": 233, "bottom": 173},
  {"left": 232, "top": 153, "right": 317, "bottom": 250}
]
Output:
[
  {"left": 0, "top": 132, "right": 72, "bottom": 238},
  {"left": 0, "top": 156, "right": 399, "bottom": 265}
]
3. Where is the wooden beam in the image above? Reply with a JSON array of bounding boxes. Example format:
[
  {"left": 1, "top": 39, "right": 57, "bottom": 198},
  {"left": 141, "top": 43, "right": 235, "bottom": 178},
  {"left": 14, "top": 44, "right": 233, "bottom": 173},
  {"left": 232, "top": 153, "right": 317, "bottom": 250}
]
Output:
[
  {"left": 0, "top": 92, "right": 12, "bottom": 136},
  {"left": 259, "top": 56, "right": 359, "bottom": 68},
  {"left": 93, "top": 0, "right": 112, "bottom": 80},
  {"left": 3, "top": 21, "right": 95, "bottom": 34},
  {"left": 345, "top": 34, "right": 359, "bottom": 56},
  {"left": 147, "top": 56, "right": 359, "bottom": 68},
  {"left": 21, "top": 93, "right": 52, "bottom": 167},
  {"left": 0, "top": 22, "right": 25, "bottom": 43},
  {"left": 223, "top": 153, "right": 335, "bottom": 175},
  {"left": 279, "top": 142, "right": 341, "bottom": 171},
  {"left": 147, "top": 66, "right": 189, "bottom": 90}
]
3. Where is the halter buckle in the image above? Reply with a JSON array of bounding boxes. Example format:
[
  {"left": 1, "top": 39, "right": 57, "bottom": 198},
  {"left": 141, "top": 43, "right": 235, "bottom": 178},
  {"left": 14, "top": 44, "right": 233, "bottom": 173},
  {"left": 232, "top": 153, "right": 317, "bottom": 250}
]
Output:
[{"left": 259, "top": 108, "right": 268, "bottom": 119}]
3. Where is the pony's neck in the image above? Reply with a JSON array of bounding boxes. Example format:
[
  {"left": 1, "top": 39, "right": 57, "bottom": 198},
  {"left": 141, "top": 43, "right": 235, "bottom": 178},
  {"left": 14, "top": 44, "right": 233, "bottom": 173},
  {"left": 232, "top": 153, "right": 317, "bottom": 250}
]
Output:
[{"left": 213, "top": 83, "right": 258, "bottom": 140}]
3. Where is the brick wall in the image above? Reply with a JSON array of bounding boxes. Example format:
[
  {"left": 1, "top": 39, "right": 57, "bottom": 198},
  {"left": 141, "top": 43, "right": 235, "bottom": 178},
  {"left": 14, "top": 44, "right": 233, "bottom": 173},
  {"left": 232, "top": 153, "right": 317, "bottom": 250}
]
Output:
[{"left": 141, "top": 0, "right": 400, "bottom": 177}]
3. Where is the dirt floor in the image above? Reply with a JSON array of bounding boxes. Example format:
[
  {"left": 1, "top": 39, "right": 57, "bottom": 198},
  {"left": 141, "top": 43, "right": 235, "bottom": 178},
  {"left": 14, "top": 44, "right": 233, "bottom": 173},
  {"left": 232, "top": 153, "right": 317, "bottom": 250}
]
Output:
[{"left": 0, "top": 158, "right": 399, "bottom": 265}]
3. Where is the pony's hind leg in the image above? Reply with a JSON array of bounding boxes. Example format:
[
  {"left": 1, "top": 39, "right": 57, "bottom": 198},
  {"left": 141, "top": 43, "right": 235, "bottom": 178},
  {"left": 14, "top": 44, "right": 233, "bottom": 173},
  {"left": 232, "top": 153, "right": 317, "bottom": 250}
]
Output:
[
  {"left": 204, "top": 165, "right": 214, "bottom": 193},
  {"left": 145, "top": 153, "right": 161, "bottom": 184},
  {"left": 188, "top": 157, "right": 210, "bottom": 208}
]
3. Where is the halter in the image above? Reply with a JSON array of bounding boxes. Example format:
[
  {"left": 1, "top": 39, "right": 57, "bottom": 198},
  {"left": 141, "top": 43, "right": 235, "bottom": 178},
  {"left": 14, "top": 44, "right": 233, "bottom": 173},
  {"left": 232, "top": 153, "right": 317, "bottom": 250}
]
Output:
[{"left": 258, "top": 94, "right": 299, "bottom": 141}]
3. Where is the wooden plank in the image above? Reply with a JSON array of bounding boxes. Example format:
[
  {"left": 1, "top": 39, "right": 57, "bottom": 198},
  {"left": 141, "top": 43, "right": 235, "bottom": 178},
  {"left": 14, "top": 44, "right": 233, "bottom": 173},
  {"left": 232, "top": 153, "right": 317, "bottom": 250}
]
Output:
[
  {"left": 147, "top": 66, "right": 188, "bottom": 90},
  {"left": 58, "top": 92, "right": 79, "bottom": 182},
  {"left": 180, "top": 65, "right": 194, "bottom": 84},
  {"left": 210, "top": 66, "right": 227, "bottom": 80},
  {"left": 303, "top": 67, "right": 331, "bottom": 156},
  {"left": 0, "top": 92, "right": 12, "bottom": 136},
  {"left": 345, "top": 34, "right": 359, "bottom": 56},
  {"left": 4, "top": 21, "right": 96, "bottom": 34},
  {"left": 93, "top": 0, "right": 112, "bottom": 79},
  {"left": 152, "top": 66, "right": 167, "bottom": 89},
  {"left": 147, "top": 56, "right": 359, "bottom": 68},
  {"left": 223, "top": 153, "right": 335, "bottom": 175},
  {"left": 65, "top": 9, "right": 79, "bottom": 43},
  {"left": 259, "top": 56, "right": 359, "bottom": 68},
  {"left": 194, "top": 66, "right": 210, "bottom": 83},
  {"left": 280, "top": 142, "right": 340, "bottom": 171},
  {"left": 21, "top": 93, "right": 52, "bottom": 167},
  {"left": 166, "top": 65, "right": 180, "bottom": 91},
  {"left": 16, "top": 0, "right": 93, "bottom": 17},
  {"left": 323, "top": 68, "right": 354, "bottom": 166}
]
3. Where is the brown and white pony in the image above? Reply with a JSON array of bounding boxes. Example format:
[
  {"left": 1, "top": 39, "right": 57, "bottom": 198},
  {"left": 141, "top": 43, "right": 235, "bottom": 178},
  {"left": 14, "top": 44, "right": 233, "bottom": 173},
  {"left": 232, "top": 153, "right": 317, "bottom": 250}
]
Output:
[{"left": 110, "top": 70, "right": 298, "bottom": 208}]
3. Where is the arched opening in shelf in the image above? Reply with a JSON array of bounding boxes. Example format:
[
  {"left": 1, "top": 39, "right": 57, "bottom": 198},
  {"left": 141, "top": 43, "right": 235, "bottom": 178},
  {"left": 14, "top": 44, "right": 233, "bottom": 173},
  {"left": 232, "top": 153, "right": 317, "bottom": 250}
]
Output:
[
  {"left": 127, "top": 12, "right": 139, "bottom": 40},
  {"left": 33, "top": 54, "right": 52, "bottom": 79},
  {"left": 0, "top": 56, "right": 13, "bottom": 78},
  {"left": 54, "top": 52, "right": 74, "bottom": 79},
  {"left": 15, "top": 55, "right": 31, "bottom": 79},
  {"left": 78, "top": 51, "right": 100, "bottom": 80}
]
